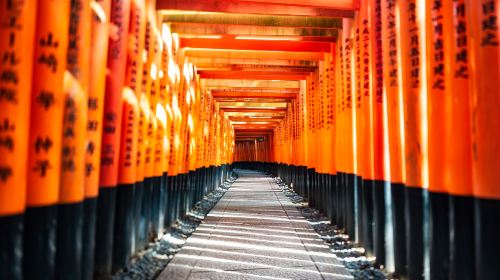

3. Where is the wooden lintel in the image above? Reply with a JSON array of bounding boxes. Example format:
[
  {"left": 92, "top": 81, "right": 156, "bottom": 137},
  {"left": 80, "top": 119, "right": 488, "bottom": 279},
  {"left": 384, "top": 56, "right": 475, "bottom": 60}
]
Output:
[
  {"left": 200, "top": 72, "right": 306, "bottom": 81},
  {"left": 229, "top": 117, "right": 282, "bottom": 122},
  {"left": 169, "top": 23, "right": 338, "bottom": 39},
  {"left": 221, "top": 108, "right": 287, "bottom": 113},
  {"left": 184, "top": 49, "right": 325, "bottom": 61},
  {"left": 212, "top": 92, "right": 296, "bottom": 99},
  {"left": 181, "top": 38, "right": 332, "bottom": 52},
  {"left": 189, "top": 57, "right": 319, "bottom": 67},
  {"left": 157, "top": 0, "right": 355, "bottom": 18},
  {"left": 160, "top": 11, "right": 342, "bottom": 28},
  {"left": 205, "top": 79, "right": 300, "bottom": 88}
]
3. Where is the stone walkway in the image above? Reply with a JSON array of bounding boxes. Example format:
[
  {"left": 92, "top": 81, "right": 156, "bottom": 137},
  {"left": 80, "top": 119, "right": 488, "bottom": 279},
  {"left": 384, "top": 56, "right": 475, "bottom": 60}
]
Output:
[{"left": 157, "top": 170, "right": 353, "bottom": 280}]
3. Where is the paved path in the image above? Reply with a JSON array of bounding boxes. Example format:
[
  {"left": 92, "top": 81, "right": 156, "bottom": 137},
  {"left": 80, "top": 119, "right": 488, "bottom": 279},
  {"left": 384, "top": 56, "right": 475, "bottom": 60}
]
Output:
[{"left": 158, "top": 170, "right": 353, "bottom": 280}]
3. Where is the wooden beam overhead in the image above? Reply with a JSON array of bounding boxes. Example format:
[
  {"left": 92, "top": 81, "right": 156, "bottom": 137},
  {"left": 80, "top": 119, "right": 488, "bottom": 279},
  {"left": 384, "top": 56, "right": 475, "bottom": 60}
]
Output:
[
  {"left": 233, "top": 126, "right": 277, "bottom": 129},
  {"left": 214, "top": 98, "right": 291, "bottom": 103},
  {"left": 184, "top": 49, "right": 324, "bottom": 61},
  {"left": 196, "top": 65, "right": 316, "bottom": 72},
  {"left": 219, "top": 102, "right": 288, "bottom": 108},
  {"left": 197, "top": 68, "right": 314, "bottom": 77},
  {"left": 235, "top": 132, "right": 273, "bottom": 136},
  {"left": 211, "top": 88, "right": 300, "bottom": 93},
  {"left": 199, "top": 70, "right": 307, "bottom": 81},
  {"left": 235, "top": 136, "right": 271, "bottom": 140},
  {"left": 235, "top": 138, "right": 267, "bottom": 141},
  {"left": 189, "top": 57, "right": 319, "bottom": 67},
  {"left": 212, "top": 91, "right": 297, "bottom": 99},
  {"left": 233, "top": 124, "right": 278, "bottom": 129},
  {"left": 235, "top": 133, "right": 273, "bottom": 137},
  {"left": 234, "top": 132, "right": 273, "bottom": 137},
  {"left": 249, "top": 0, "right": 357, "bottom": 9},
  {"left": 224, "top": 112, "right": 286, "bottom": 117},
  {"left": 181, "top": 38, "right": 332, "bottom": 52},
  {"left": 221, "top": 108, "right": 287, "bottom": 113},
  {"left": 170, "top": 23, "right": 338, "bottom": 39},
  {"left": 229, "top": 117, "right": 282, "bottom": 122},
  {"left": 235, "top": 136, "right": 273, "bottom": 141},
  {"left": 205, "top": 79, "right": 300, "bottom": 89},
  {"left": 180, "top": 34, "right": 336, "bottom": 43},
  {"left": 160, "top": 12, "right": 342, "bottom": 29},
  {"left": 232, "top": 121, "right": 279, "bottom": 125},
  {"left": 157, "top": 0, "right": 355, "bottom": 18},
  {"left": 235, "top": 136, "right": 269, "bottom": 138}
]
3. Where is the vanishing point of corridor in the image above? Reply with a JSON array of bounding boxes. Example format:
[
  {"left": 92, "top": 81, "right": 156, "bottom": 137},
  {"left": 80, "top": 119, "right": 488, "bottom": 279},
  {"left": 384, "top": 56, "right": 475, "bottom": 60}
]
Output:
[{"left": 159, "top": 170, "right": 352, "bottom": 280}]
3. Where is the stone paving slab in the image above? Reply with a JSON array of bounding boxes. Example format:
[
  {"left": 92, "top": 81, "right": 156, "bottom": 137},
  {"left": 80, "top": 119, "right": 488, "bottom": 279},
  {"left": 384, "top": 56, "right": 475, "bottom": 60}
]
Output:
[{"left": 157, "top": 170, "right": 353, "bottom": 280}]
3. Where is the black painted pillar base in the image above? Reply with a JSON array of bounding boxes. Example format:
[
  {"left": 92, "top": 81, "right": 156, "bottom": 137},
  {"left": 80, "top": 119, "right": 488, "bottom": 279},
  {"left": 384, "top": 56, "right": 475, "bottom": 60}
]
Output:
[
  {"left": 307, "top": 168, "right": 315, "bottom": 208},
  {"left": 94, "top": 187, "right": 117, "bottom": 279},
  {"left": 194, "top": 169, "right": 201, "bottom": 203},
  {"left": 372, "top": 180, "right": 385, "bottom": 266},
  {"left": 333, "top": 173, "right": 341, "bottom": 226},
  {"left": 215, "top": 166, "right": 220, "bottom": 188},
  {"left": 140, "top": 178, "right": 153, "bottom": 248},
  {"left": 56, "top": 201, "right": 84, "bottom": 280},
  {"left": 321, "top": 173, "right": 329, "bottom": 214},
  {"left": 24, "top": 204, "right": 58, "bottom": 280},
  {"left": 449, "top": 194, "right": 475, "bottom": 280},
  {"left": 0, "top": 213, "right": 23, "bottom": 280},
  {"left": 159, "top": 172, "right": 168, "bottom": 232},
  {"left": 309, "top": 168, "right": 316, "bottom": 205},
  {"left": 316, "top": 171, "right": 321, "bottom": 211},
  {"left": 324, "top": 174, "right": 330, "bottom": 220},
  {"left": 199, "top": 169, "right": 204, "bottom": 199},
  {"left": 188, "top": 170, "right": 196, "bottom": 211},
  {"left": 295, "top": 166, "right": 299, "bottom": 195},
  {"left": 168, "top": 175, "right": 176, "bottom": 227},
  {"left": 183, "top": 172, "right": 190, "bottom": 216},
  {"left": 178, "top": 173, "right": 187, "bottom": 218},
  {"left": 132, "top": 181, "right": 144, "bottom": 252},
  {"left": 297, "top": 166, "right": 301, "bottom": 195},
  {"left": 338, "top": 173, "right": 346, "bottom": 230},
  {"left": 82, "top": 197, "right": 97, "bottom": 280},
  {"left": 325, "top": 174, "right": 333, "bottom": 220},
  {"left": 198, "top": 169, "right": 203, "bottom": 197},
  {"left": 145, "top": 177, "right": 156, "bottom": 241},
  {"left": 316, "top": 172, "right": 323, "bottom": 212},
  {"left": 362, "top": 179, "right": 374, "bottom": 256},
  {"left": 428, "top": 191, "right": 449, "bottom": 280},
  {"left": 112, "top": 183, "right": 134, "bottom": 273},
  {"left": 405, "top": 186, "right": 424, "bottom": 280},
  {"left": 187, "top": 171, "right": 195, "bottom": 214},
  {"left": 314, "top": 170, "right": 319, "bottom": 209},
  {"left": 360, "top": 179, "right": 373, "bottom": 256},
  {"left": 355, "top": 175, "right": 363, "bottom": 242},
  {"left": 391, "top": 183, "right": 407, "bottom": 277},
  {"left": 164, "top": 176, "right": 175, "bottom": 229},
  {"left": 173, "top": 174, "right": 181, "bottom": 222},
  {"left": 150, "top": 176, "right": 161, "bottom": 237},
  {"left": 474, "top": 197, "right": 500, "bottom": 280},
  {"left": 200, "top": 168, "right": 205, "bottom": 199},
  {"left": 209, "top": 166, "right": 214, "bottom": 192},
  {"left": 346, "top": 173, "right": 355, "bottom": 238},
  {"left": 297, "top": 166, "right": 307, "bottom": 199}
]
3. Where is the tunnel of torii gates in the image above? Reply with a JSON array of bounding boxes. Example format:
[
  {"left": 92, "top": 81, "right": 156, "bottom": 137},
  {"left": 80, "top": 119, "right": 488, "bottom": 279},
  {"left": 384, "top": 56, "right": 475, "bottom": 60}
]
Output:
[{"left": 0, "top": 0, "right": 499, "bottom": 279}]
